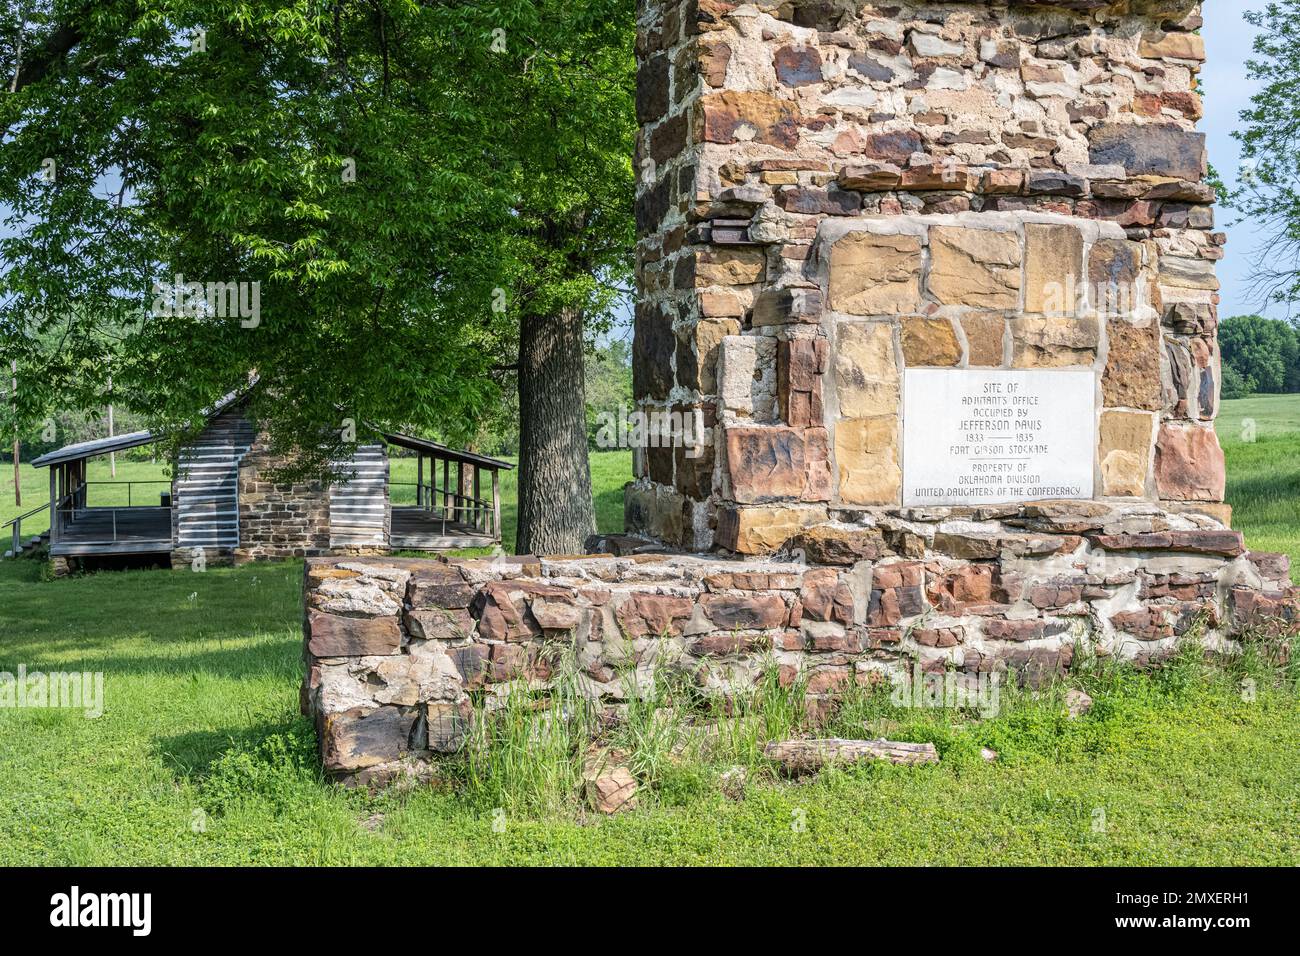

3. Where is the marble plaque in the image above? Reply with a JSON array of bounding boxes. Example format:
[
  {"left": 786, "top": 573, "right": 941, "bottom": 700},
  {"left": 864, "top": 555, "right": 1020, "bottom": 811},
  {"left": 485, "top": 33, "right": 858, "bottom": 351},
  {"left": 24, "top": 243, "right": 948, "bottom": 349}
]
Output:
[{"left": 902, "top": 369, "right": 1095, "bottom": 506}]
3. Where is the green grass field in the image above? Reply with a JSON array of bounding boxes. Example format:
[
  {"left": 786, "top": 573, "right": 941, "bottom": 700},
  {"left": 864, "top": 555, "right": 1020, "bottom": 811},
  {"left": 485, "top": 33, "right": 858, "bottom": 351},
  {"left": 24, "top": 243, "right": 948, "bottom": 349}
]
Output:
[{"left": 0, "top": 401, "right": 1298, "bottom": 865}]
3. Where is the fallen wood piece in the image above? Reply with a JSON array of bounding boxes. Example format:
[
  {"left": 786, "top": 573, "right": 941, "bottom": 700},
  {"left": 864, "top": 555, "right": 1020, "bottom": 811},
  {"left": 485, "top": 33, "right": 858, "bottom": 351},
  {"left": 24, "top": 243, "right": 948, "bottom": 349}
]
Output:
[{"left": 763, "top": 738, "right": 939, "bottom": 774}]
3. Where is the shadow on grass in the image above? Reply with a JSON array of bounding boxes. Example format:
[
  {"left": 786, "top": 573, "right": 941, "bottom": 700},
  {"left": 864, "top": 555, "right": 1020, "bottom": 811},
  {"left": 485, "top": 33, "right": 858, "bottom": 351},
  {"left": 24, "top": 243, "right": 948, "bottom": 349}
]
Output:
[
  {"left": 155, "top": 714, "right": 317, "bottom": 788},
  {"left": 0, "top": 559, "right": 303, "bottom": 672}
]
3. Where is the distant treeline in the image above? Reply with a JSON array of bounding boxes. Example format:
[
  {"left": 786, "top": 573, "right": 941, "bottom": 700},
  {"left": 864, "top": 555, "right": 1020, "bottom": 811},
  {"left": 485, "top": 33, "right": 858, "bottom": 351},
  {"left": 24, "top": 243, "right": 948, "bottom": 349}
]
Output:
[{"left": 1220, "top": 315, "right": 1300, "bottom": 399}]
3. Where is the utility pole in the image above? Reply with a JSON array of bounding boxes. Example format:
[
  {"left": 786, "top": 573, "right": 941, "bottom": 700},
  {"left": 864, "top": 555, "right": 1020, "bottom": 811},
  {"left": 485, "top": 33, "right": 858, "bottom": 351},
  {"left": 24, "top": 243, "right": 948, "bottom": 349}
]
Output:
[
  {"left": 107, "top": 373, "right": 116, "bottom": 477},
  {"left": 10, "top": 360, "right": 18, "bottom": 508}
]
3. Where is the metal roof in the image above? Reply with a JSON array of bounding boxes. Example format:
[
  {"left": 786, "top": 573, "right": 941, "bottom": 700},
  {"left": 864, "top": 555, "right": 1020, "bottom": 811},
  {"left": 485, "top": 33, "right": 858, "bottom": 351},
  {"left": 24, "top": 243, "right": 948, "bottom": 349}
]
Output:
[
  {"left": 31, "top": 387, "right": 512, "bottom": 472},
  {"left": 31, "top": 430, "right": 159, "bottom": 468},
  {"left": 381, "top": 432, "right": 514, "bottom": 470},
  {"left": 31, "top": 388, "right": 246, "bottom": 469}
]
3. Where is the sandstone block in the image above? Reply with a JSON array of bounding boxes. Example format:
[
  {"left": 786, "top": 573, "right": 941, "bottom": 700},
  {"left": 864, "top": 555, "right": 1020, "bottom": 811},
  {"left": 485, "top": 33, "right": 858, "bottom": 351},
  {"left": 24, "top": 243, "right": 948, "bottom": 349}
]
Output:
[
  {"left": 714, "top": 504, "right": 827, "bottom": 555},
  {"left": 1088, "top": 122, "right": 1206, "bottom": 182},
  {"left": 699, "top": 592, "right": 788, "bottom": 629},
  {"left": 718, "top": 334, "right": 777, "bottom": 420},
  {"left": 928, "top": 226, "right": 1021, "bottom": 309},
  {"left": 836, "top": 416, "right": 901, "bottom": 506},
  {"left": 677, "top": 318, "right": 740, "bottom": 394},
  {"left": 318, "top": 705, "right": 418, "bottom": 773},
  {"left": 615, "top": 592, "right": 694, "bottom": 638},
  {"left": 828, "top": 233, "right": 923, "bottom": 315},
  {"left": 404, "top": 607, "right": 475, "bottom": 641},
  {"left": 1139, "top": 32, "right": 1206, "bottom": 61},
  {"left": 961, "top": 314, "right": 1007, "bottom": 367},
  {"left": 1011, "top": 316, "right": 1100, "bottom": 367},
  {"left": 835, "top": 322, "right": 898, "bottom": 417},
  {"left": 798, "top": 568, "right": 855, "bottom": 625},
  {"left": 1103, "top": 319, "right": 1162, "bottom": 410},
  {"left": 1087, "top": 239, "right": 1142, "bottom": 310},
  {"left": 787, "top": 524, "right": 886, "bottom": 565},
  {"left": 698, "top": 91, "right": 803, "bottom": 148},
  {"left": 725, "top": 425, "right": 829, "bottom": 503},
  {"left": 1024, "top": 223, "right": 1084, "bottom": 315},
  {"left": 1098, "top": 410, "right": 1155, "bottom": 497},
  {"left": 308, "top": 610, "right": 402, "bottom": 657},
  {"left": 902, "top": 317, "right": 962, "bottom": 366},
  {"left": 690, "top": 248, "right": 767, "bottom": 287}
]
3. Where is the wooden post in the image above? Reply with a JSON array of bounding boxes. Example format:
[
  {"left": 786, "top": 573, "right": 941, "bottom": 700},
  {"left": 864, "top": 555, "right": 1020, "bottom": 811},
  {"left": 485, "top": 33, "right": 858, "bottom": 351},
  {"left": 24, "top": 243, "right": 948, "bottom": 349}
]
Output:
[
  {"left": 492, "top": 469, "right": 501, "bottom": 542},
  {"left": 473, "top": 466, "right": 482, "bottom": 532},
  {"left": 462, "top": 460, "right": 473, "bottom": 528},
  {"left": 442, "top": 458, "right": 450, "bottom": 519},
  {"left": 48, "top": 465, "right": 57, "bottom": 545},
  {"left": 416, "top": 454, "right": 424, "bottom": 509}
]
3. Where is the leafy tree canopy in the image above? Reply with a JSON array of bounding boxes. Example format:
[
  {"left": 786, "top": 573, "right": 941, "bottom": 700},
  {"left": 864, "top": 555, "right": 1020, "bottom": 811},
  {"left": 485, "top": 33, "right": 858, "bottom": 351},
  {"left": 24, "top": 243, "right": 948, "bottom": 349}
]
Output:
[
  {"left": 1, "top": 0, "right": 634, "bottom": 476},
  {"left": 1219, "top": 314, "right": 1300, "bottom": 394}
]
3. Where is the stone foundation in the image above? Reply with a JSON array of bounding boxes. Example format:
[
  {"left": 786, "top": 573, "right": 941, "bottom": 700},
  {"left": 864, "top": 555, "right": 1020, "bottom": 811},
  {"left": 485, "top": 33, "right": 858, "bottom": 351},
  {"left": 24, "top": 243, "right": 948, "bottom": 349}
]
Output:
[{"left": 303, "top": 528, "right": 1297, "bottom": 785}]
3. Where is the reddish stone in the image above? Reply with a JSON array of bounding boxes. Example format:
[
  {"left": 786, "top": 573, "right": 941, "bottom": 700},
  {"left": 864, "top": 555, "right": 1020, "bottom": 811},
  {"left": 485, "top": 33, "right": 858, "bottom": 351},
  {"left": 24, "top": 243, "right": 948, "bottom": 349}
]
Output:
[
  {"left": 774, "top": 44, "right": 823, "bottom": 86},
  {"left": 872, "top": 562, "right": 924, "bottom": 589},
  {"left": 805, "top": 627, "right": 863, "bottom": 653},
  {"left": 1089, "top": 529, "right": 1244, "bottom": 556},
  {"left": 983, "top": 618, "right": 1047, "bottom": 642},
  {"left": 1229, "top": 587, "right": 1300, "bottom": 635},
  {"left": 404, "top": 607, "right": 475, "bottom": 641},
  {"left": 863, "top": 129, "right": 923, "bottom": 165},
  {"left": 1154, "top": 423, "right": 1226, "bottom": 501},
  {"left": 787, "top": 525, "right": 886, "bottom": 565},
  {"left": 926, "top": 564, "right": 1013, "bottom": 614},
  {"left": 698, "top": 91, "right": 803, "bottom": 148},
  {"left": 867, "top": 582, "right": 926, "bottom": 626},
  {"left": 488, "top": 643, "right": 529, "bottom": 682},
  {"left": 690, "top": 631, "right": 765, "bottom": 656},
  {"left": 700, "top": 41, "right": 732, "bottom": 88},
  {"left": 863, "top": 626, "right": 902, "bottom": 648},
  {"left": 448, "top": 644, "right": 489, "bottom": 689},
  {"left": 1028, "top": 581, "right": 1085, "bottom": 610},
  {"left": 307, "top": 611, "right": 402, "bottom": 658},
  {"left": 1248, "top": 552, "right": 1292, "bottom": 583},
  {"left": 799, "top": 568, "right": 855, "bottom": 625},
  {"left": 726, "top": 426, "right": 829, "bottom": 504},
  {"left": 914, "top": 627, "right": 962, "bottom": 648},
  {"left": 615, "top": 592, "right": 695, "bottom": 638},
  {"left": 699, "top": 592, "right": 788, "bottom": 629},
  {"left": 805, "top": 667, "right": 851, "bottom": 695},
  {"left": 318, "top": 706, "right": 418, "bottom": 773},
  {"left": 1110, "top": 607, "right": 1174, "bottom": 641}
]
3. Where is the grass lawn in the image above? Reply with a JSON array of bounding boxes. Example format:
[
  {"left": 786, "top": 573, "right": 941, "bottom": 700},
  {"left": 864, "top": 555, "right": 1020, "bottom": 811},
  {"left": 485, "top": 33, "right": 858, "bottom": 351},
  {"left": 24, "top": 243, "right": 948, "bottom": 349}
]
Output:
[
  {"left": 0, "top": 409, "right": 1297, "bottom": 865},
  {"left": 1216, "top": 395, "right": 1300, "bottom": 576}
]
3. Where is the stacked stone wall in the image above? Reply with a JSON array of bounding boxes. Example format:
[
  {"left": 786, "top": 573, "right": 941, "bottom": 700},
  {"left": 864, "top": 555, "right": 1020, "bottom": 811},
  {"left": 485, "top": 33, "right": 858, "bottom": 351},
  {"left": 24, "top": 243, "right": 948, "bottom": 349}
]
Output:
[
  {"left": 304, "top": 537, "right": 1296, "bottom": 784},
  {"left": 631, "top": 0, "right": 1223, "bottom": 553},
  {"left": 237, "top": 433, "right": 334, "bottom": 560}
]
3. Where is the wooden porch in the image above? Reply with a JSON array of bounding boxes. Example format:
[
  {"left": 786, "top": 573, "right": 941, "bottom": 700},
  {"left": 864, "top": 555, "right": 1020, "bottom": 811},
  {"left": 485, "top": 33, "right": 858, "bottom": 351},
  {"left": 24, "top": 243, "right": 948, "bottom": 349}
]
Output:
[
  {"left": 383, "top": 431, "right": 512, "bottom": 551},
  {"left": 52, "top": 506, "right": 173, "bottom": 556},
  {"left": 30, "top": 431, "right": 175, "bottom": 558}
]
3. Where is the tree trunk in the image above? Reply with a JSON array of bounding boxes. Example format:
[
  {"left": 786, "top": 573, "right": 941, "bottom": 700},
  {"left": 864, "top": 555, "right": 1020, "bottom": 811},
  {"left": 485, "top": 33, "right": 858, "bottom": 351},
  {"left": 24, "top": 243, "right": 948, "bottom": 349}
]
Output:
[{"left": 515, "top": 306, "right": 595, "bottom": 555}]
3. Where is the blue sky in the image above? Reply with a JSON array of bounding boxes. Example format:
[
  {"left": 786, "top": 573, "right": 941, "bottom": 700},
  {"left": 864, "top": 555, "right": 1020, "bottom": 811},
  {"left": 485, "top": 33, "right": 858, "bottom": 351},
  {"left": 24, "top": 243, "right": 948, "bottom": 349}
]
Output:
[{"left": 1203, "top": 3, "right": 1277, "bottom": 319}]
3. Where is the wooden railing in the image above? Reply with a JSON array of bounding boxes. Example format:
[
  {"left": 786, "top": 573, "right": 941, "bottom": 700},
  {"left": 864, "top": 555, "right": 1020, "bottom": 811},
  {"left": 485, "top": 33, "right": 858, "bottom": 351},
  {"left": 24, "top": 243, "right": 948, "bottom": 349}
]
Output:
[
  {"left": 392, "top": 474, "right": 498, "bottom": 538},
  {"left": 3, "top": 501, "right": 49, "bottom": 556}
]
